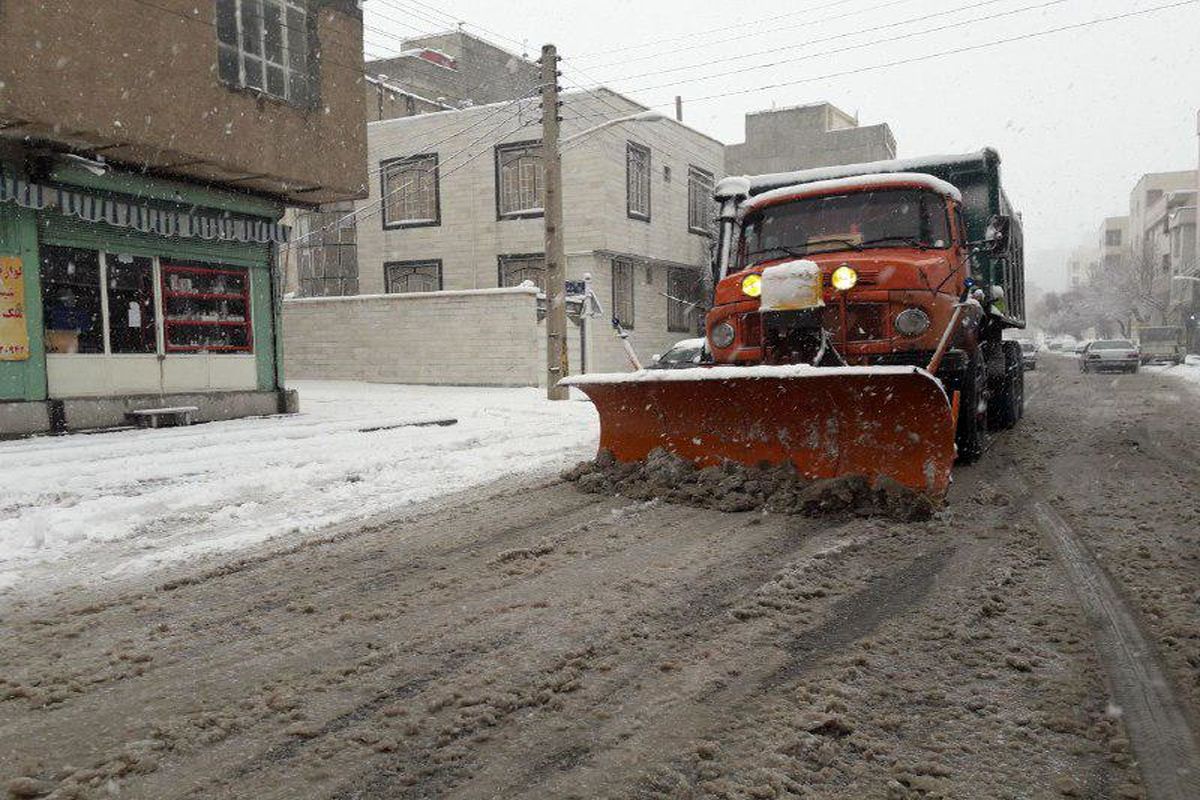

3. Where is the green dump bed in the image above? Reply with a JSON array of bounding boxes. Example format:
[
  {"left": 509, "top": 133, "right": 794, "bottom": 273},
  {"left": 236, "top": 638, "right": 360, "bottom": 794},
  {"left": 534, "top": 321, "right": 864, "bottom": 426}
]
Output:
[{"left": 741, "top": 149, "right": 1026, "bottom": 329}]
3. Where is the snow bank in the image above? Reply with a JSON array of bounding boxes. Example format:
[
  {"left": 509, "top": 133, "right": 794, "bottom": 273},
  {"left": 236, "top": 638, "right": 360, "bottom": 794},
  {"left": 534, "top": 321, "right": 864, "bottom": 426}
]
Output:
[
  {"left": 0, "top": 381, "right": 597, "bottom": 593},
  {"left": 1145, "top": 359, "right": 1200, "bottom": 392}
]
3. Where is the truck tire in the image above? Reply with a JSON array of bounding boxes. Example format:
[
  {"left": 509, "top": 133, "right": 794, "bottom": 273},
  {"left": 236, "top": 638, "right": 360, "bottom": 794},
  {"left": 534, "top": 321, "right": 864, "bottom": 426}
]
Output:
[
  {"left": 956, "top": 350, "right": 988, "bottom": 463},
  {"left": 989, "top": 341, "right": 1023, "bottom": 430}
]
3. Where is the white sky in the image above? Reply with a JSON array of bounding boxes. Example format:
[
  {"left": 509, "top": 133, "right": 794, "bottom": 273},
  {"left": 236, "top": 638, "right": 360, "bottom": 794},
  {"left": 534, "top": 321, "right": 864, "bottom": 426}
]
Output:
[{"left": 364, "top": 0, "right": 1200, "bottom": 291}]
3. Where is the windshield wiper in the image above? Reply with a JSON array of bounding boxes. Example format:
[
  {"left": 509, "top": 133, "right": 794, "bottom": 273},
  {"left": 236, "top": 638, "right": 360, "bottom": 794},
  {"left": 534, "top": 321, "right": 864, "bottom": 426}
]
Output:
[
  {"left": 858, "top": 235, "right": 930, "bottom": 250},
  {"left": 744, "top": 245, "right": 810, "bottom": 264}
]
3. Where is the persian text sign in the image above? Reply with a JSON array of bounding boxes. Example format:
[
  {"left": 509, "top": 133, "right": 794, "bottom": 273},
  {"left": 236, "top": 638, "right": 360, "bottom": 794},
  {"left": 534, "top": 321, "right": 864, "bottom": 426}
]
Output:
[{"left": 0, "top": 256, "right": 29, "bottom": 361}]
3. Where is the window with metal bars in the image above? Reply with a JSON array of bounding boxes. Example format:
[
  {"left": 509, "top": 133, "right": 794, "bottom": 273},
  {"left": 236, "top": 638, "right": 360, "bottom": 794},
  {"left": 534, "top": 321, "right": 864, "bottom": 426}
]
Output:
[
  {"left": 381, "top": 155, "right": 440, "bottom": 228},
  {"left": 612, "top": 259, "right": 635, "bottom": 329},
  {"left": 384, "top": 260, "right": 442, "bottom": 294},
  {"left": 216, "top": 0, "right": 313, "bottom": 106},
  {"left": 495, "top": 142, "right": 544, "bottom": 219},
  {"left": 667, "top": 267, "right": 703, "bottom": 333},
  {"left": 498, "top": 253, "right": 546, "bottom": 291},
  {"left": 626, "top": 142, "right": 651, "bottom": 221},
  {"left": 687, "top": 166, "right": 715, "bottom": 235}
]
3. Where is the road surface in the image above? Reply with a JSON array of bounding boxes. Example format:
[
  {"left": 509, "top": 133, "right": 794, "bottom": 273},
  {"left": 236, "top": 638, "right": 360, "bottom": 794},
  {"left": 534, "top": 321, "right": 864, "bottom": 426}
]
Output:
[{"left": 2, "top": 354, "right": 1199, "bottom": 799}]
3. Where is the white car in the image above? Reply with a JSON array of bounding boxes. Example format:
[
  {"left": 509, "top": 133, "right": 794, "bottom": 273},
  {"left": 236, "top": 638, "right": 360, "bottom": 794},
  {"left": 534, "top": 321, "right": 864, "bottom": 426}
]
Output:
[
  {"left": 647, "top": 338, "right": 707, "bottom": 370},
  {"left": 1080, "top": 339, "right": 1141, "bottom": 373}
]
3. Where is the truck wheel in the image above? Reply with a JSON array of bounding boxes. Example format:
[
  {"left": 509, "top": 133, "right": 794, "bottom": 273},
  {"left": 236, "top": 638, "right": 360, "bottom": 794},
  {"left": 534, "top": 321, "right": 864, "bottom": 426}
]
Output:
[
  {"left": 956, "top": 351, "right": 988, "bottom": 463},
  {"left": 989, "top": 342, "right": 1022, "bottom": 430}
]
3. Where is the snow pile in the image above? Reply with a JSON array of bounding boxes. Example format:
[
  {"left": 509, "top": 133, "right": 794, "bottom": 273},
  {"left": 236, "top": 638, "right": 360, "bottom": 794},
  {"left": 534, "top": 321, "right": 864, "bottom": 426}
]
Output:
[
  {"left": 0, "top": 381, "right": 597, "bottom": 593},
  {"left": 1145, "top": 358, "right": 1200, "bottom": 392},
  {"left": 563, "top": 449, "right": 938, "bottom": 522}
]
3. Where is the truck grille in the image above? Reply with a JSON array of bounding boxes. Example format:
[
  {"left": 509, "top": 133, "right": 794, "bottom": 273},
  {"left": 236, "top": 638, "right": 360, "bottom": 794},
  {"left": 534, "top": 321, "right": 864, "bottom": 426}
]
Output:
[{"left": 826, "top": 303, "right": 887, "bottom": 342}]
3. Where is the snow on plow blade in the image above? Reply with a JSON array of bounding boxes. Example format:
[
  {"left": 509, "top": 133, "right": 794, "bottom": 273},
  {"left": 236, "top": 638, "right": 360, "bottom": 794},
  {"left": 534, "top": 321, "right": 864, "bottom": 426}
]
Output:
[{"left": 561, "top": 365, "right": 956, "bottom": 499}]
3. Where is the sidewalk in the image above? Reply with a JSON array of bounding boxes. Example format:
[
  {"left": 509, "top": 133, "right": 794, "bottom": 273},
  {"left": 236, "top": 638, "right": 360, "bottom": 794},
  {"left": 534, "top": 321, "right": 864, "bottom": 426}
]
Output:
[{"left": 0, "top": 381, "right": 597, "bottom": 595}]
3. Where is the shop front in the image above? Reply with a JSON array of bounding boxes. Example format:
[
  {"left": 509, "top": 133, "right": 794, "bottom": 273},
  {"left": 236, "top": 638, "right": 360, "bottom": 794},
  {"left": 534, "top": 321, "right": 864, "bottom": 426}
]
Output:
[{"left": 0, "top": 160, "right": 296, "bottom": 436}]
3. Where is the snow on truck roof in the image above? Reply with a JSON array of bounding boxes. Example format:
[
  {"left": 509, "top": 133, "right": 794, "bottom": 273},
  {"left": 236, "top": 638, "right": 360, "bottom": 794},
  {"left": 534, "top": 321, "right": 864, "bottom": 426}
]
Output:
[
  {"left": 743, "top": 173, "right": 963, "bottom": 212},
  {"left": 717, "top": 149, "right": 997, "bottom": 200}
]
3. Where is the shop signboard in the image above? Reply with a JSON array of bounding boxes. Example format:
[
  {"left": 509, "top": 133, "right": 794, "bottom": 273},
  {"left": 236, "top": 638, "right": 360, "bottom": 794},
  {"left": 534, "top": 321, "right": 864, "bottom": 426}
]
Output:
[{"left": 0, "top": 255, "right": 29, "bottom": 361}]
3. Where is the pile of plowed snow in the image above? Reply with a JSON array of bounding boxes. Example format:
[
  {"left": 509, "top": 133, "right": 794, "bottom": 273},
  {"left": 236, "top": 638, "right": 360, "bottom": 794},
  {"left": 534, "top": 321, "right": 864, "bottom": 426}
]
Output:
[{"left": 563, "top": 449, "right": 938, "bottom": 522}]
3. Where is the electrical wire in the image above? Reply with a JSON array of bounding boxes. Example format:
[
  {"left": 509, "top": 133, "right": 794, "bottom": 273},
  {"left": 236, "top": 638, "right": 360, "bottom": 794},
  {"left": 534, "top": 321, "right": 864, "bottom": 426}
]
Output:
[
  {"left": 287, "top": 93, "right": 538, "bottom": 247},
  {"left": 587, "top": 0, "right": 1055, "bottom": 87}
]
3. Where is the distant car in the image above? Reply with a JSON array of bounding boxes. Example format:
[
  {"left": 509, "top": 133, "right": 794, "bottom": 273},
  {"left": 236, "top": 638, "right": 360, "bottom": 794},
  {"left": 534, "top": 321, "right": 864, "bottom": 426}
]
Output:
[
  {"left": 647, "top": 337, "right": 707, "bottom": 370},
  {"left": 1081, "top": 339, "right": 1141, "bottom": 373},
  {"left": 1016, "top": 340, "right": 1038, "bottom": 370}
]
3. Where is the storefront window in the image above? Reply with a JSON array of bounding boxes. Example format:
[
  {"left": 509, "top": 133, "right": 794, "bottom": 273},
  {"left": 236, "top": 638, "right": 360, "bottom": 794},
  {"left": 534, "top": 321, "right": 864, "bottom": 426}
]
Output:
[
  {"left": 162, "top": 263, "right": 253, "bottom": 353},
  {"left": 41, "top": 245, "right": 104, "bottom": 354},
  {"left": 106, "top": 255, "right": 158, "bottom": 354}
]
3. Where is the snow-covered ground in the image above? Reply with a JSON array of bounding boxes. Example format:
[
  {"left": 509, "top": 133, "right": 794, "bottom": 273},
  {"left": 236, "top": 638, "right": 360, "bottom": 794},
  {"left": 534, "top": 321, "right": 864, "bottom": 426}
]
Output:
[
  {"left": 1145, "top": 354, "right": 1200, "bottom": 390},
  {"left": 0, "top": 381, "right": 598, "bottom": 595}
]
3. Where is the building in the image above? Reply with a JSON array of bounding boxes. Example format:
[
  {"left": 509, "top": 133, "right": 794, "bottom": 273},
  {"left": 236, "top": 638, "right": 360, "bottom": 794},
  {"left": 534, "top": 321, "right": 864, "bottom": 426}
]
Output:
[
  {"left": 1096, "top": 216, "right": 1130, "bottom": 277},
  {"left": 0, "top": 0, "right": 367, "bottom": 436},
  {"left": 284, "top": 88, "right": 725, "bottom": 383},
  {"left": 1127, "top": 171, "right": 1198, "bottom": 324},
  {"left": 290, "top": 31, "right": 541, "bottom": 299},
  {"left": 725, "top": 102, "right": 896, "bottom": 176},
  {"left": 1066, "top": 245, "right": 1096, "bottom": 289}
]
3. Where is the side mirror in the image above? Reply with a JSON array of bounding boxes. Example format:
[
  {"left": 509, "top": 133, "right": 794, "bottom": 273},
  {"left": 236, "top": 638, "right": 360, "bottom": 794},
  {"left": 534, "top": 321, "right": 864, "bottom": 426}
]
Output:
[
  {"left": 985, "top": 215, "right": 1011, "bottom": 253},
  {"left": 651, "top": 354, "right": 661, "bottom": 362}
]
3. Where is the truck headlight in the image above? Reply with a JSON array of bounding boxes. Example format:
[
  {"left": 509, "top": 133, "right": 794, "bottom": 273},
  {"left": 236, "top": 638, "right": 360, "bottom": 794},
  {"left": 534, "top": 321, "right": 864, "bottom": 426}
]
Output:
[
  {"left": 741, "top": 274, "right": 762, "bottom": 298},
  {"left": 710, "top": 322, "right": 736, "bottom": 349},
  {"left": 894, "top": 308, "right": 931, "bottom": 337},
  {"left": 831, "top": 266, "right": 858, "bottom": 291}
]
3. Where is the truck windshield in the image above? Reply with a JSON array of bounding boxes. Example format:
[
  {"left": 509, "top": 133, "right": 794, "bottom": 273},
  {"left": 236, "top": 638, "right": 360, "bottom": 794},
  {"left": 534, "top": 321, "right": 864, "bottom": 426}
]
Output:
[{"left": 740, "top": 189, "right": 951, "bottom": 266}]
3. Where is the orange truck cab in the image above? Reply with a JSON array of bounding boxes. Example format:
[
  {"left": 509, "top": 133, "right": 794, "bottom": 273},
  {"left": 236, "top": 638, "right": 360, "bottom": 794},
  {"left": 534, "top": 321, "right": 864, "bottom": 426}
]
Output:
[{"left": 707, "top": 151, "right": 1027, "bottom": 460}]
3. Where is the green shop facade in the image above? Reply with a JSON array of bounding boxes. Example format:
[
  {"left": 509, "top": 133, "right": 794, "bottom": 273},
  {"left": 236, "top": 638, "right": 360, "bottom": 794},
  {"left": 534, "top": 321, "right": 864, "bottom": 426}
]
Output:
[{"left": 0, "top": 159, "right": 296, "bottom": 437}]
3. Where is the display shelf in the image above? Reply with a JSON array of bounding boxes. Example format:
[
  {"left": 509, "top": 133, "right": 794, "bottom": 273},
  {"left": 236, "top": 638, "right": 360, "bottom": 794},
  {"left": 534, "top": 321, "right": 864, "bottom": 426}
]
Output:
[{"left": 161, "top": 263, "right": 253, "bottom": 353}]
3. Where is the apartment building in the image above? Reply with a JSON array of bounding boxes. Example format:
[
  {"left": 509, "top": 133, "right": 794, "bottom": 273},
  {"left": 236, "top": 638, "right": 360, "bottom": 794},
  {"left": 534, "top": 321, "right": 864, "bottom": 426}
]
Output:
[
  {"left": 286, "top": 88, "right": 725, "bottom": 382},
  {"left": 292, "top": 30, "right": 540, "bottom": 298},
  {"left": 0, "top": 0, "right": 367, "bottom": 435},
  {"left": 725, "top": 102, "right": 896, "bottom": 176}
]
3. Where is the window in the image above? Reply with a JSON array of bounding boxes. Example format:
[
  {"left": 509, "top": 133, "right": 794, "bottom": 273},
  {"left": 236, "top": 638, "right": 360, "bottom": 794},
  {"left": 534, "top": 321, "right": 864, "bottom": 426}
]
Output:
[
  {"left": 106, "top": 255, "right": 157, "bottom": 354},
  {"left": 216, "top": 0, "right": 312, "bottom": 105},
  {"left": 385, "top": 260, "right": 442, "bottom": 293},
  {"left": 381, "top": 155, "right": 440, "bottom": 228},
  {"left": 667, "top": 267, "right": 703, "bottom": 333},
  {"left": 498, "top": 253, "right": 546, "bottom": 291},
  {"left": 162, "top": 264, "right": 252, "bottom": 353},
  {"left": 41, "top": 246, "right": 104, "bottom": 354},
  {"left": 687, "top": 166, "right": 715, "bottom": 235},
  {"left": 626, "top": 142, "right": 651, "bottom": 221},
  {"left": 495, "top": 141, "right": 544, "bottom": 219},
  {"left": 1106, "top": 229, "right": 1123, "bottom": 247},
  {"left": 612, "top": 259, "right": 635, "bottom": 329}
]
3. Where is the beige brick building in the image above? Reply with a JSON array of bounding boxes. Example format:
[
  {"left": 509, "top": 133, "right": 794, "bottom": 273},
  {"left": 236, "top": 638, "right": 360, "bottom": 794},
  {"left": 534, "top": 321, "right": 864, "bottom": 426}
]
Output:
[{"left": 351, "top": 87, "right": 725, "bottom": 375}]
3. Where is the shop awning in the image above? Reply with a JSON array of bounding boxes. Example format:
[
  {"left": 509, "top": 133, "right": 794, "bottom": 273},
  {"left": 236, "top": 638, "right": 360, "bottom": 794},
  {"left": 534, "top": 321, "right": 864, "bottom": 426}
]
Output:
[{"left": 0, "top": 167, "right": 290, "bottom": 244}]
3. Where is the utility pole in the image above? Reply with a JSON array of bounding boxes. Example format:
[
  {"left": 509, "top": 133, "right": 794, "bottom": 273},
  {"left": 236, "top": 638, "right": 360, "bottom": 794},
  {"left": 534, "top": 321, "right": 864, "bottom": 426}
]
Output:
[{"left": 541, "top": 44, "right": 569, "bottom": 400}]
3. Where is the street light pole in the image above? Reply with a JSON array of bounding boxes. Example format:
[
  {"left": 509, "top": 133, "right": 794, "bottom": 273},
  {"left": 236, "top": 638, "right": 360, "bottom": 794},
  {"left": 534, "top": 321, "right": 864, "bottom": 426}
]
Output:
[{"left": 541, "top": 44, "right": 569, "bottom": 401}]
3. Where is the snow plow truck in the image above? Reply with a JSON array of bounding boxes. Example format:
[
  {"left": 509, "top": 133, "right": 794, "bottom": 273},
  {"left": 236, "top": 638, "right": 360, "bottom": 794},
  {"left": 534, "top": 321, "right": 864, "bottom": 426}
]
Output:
[{"left": 563, "top": 149, "right": 1026, "bottom": 500}]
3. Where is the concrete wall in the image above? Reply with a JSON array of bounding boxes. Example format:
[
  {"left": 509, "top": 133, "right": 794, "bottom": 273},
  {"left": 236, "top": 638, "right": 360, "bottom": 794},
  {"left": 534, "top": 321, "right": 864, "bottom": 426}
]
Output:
[
  {"left": 726, "top": 103, "right": 896, "bottom": 176},
  {"left": 283, "top": 287, "right": 545, "bottom": 386},
  {"left": 0, "top": 0, "right": 367, "bottom": 205}
]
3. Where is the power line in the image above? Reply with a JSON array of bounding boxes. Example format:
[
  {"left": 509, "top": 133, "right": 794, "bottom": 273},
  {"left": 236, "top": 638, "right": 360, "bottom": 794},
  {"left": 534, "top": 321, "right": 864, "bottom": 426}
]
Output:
[
  {"left": 589, "top": 0, "right": 1044, "bottom": 87},
  {"left": 566, "top": 0, "right": 1199, "bottom": 112},
  {"left": 288, "top": 93, "right": 537, "bottom": 247},
  {"left": 611, "top": 0, "right": 1071, "bottom": 95},
  {"left": 571, "top": 0, "right": 916, "bottom": 61}
]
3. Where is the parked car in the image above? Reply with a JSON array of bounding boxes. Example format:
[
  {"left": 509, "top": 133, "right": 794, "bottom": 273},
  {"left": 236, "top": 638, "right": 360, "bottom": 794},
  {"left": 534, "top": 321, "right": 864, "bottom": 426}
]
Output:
[
  {"left": 1074, "top": 340, "right": 1091, "bottom": 356},
  {"left": 1080, "top": 339, "right": 1141, "bottom": 373},
  {"left": 647, "top": 338, "right": 707, "bottom": 370},
  {"left": 1016, "top": 340, "right": 1038, "bottom": 370}
]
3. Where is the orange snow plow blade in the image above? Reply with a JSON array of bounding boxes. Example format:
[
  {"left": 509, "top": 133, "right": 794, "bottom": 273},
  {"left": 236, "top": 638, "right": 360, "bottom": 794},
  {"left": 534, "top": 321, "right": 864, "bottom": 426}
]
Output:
[{"left": 561, "top": 365, "right": 956, "bottom": 499}]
